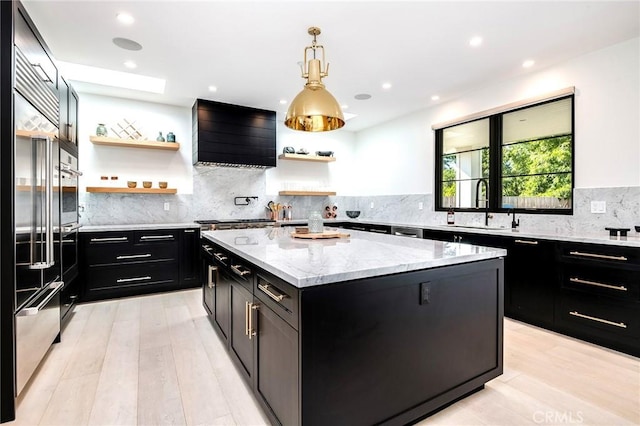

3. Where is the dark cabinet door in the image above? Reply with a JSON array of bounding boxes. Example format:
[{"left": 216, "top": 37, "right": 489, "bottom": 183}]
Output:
[
  {"left": 180, "top": 228, "right": 199, "bottom": 287},
  {"left": 201, "top": 253, "right": 215, "bottom": 318},
  {"left": 59, "top": 76, "right": 69, "bottom": 140},
  {"left": 229, "top": 281, "right": 253, "bottom": 382},
  {"left": 213, "top": 254, "right": 232, "bottom": 342},
  {"left": 67, "top": 86, "right": 78, "bottom": 145},
  {"left": 254, "top": 301, "right": 299, "bottom": 426},
  {"left": 505, "top": 238, "right": 556, "bottom": 327}
]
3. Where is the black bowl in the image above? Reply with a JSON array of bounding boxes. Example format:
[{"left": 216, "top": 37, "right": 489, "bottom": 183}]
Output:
[
  {"left": 635, "top": 225, "right": 640, "bottom": 232},
  {"left": 346, "top": 210, "right": 361, "bottom": 218}
]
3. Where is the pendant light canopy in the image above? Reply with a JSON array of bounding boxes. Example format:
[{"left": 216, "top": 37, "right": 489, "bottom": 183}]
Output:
[{"left": 285, "top": 27, "right": 345, "bottom": 132}]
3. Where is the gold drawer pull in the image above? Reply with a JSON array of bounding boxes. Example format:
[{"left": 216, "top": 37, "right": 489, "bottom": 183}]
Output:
[
  {"left": 515, "top": 239, "right": 538, "bottom": 245},
  {"left": 258, "top": 283, "right": 287, "bottom": 302},
  {"left": 231, "top": 265, "right": 251, "bottom": 277},
  {"left": 569, "top": 251, "right": 627, "bottom": 261},
  {"left": 569, "top": 277, "right": 628, "bottom": 292},
  {"left": 569, "top": 311, "right": 627, "bottom": 329}
]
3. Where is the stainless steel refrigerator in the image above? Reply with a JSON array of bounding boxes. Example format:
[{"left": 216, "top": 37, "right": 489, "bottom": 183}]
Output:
[{"left": 11, "top": 6, "right": 63, "bottom": 399}]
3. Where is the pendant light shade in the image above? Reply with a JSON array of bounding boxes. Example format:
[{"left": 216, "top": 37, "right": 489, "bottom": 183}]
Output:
[{"left": 285, "top": 27, "right": 345, "bottom": 132}]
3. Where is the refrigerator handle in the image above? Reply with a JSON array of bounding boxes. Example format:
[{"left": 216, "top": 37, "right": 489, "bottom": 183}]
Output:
[
  {"left": 29, "top": 135, "right": 55, "bottom": 270},
  {"left": 45, "top": 135, "right": 53, "bottom": 267}
]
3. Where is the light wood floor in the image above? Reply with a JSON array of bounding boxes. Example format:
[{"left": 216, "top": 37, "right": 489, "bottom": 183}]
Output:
[{"left": 8, "top": 289, "right": 639, "bottom": 426}]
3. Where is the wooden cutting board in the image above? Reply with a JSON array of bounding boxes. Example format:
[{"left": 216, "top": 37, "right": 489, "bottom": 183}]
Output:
[{"left": 291, "top": 231, "right": 350, "bottom": 239}]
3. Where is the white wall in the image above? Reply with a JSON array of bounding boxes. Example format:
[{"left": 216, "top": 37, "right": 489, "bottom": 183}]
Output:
[
  {"left": 265, "top": 122, "right": 358, "bottom": 195},
  {"left": 355, "top": 37, "right": 640, "bottom": 195},
  {"left": 78, "top": 94, "right": 193, "bottom": 194}
]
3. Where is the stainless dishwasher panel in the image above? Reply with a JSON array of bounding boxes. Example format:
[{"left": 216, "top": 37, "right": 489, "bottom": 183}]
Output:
[
  {"left": 391, "top": 226, "right": 424, "bottom": 238},
  {"left": 15, "top": 280, "right": 63, "bottom": 395}
]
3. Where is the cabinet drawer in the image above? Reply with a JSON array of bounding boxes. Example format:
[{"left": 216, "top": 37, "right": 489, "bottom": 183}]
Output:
[
  {"left": 556, "top": 291, "right": 640, "bottom": 341},
  {"left": 560, "top": 264, "right": 639, "bottom": 302},
  {"left": 134, "top": 230, "right": 178, "bottom": 244},
  {"left": 86, "top": 262, "right": 178, "bottom": 292},
  {"left": 86, "top": 243, "right": 177, "bottom": 266},
  {"left": 559, "top": 242, "right": 640, "bottom": 267},
  {"left": 255, "top": 272, "right": 299, "bottom": 330}
]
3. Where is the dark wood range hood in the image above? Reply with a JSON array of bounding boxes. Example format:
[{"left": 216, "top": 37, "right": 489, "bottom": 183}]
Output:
[{"left": 192, "top": 99, "right": 276, "bottom": 168}]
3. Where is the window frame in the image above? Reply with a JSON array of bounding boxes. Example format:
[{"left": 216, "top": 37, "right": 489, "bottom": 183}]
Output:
[{"left": 435, "top": 95, "right": 575, "bottom": 215}]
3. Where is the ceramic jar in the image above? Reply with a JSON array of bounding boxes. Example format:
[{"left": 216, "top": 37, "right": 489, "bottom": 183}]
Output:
[
  {"left": 166, "top": 132, "right": 175, "bottom": 142},
  {"left": 96, "top": 123, "right": 108, "bottom": 136}
]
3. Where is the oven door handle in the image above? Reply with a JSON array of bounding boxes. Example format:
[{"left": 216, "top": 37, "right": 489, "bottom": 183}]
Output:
[
  {"left": 57, "top": 223, "right": 82, "bottom": 233},
  {"left": 58, "top": 162, "right": 83, "bottom": 176},
  {"left": 16, "top": 281, "right": 64, "bottom": 316}
]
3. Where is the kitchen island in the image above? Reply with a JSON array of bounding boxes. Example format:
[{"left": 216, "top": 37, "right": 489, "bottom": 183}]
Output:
[{"left": 202, "top": 227, "right": 506, "bottom": 426}]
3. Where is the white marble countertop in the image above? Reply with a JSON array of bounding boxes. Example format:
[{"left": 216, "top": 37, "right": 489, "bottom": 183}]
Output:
[
  {"left": 203, "top": 227, "right": 507, "bottom": 288},
  {"left": 276, "top": 219, "right": 640, "bottom": 248},
  {"left": 80, "top": 223, "right": 200, "bottom": 232}
]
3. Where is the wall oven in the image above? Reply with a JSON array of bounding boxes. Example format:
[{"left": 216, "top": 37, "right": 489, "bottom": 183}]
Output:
[{"left": 58, "top": 147, "right": 81, "bottom": 284}]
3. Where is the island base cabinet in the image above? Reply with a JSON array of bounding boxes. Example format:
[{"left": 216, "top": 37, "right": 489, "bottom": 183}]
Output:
[
  {"left": 300, "top": 259, "right": 504, "bottom": 426},
  {"left": 254, "top": 301, "right": 299, "bottom": 426}
]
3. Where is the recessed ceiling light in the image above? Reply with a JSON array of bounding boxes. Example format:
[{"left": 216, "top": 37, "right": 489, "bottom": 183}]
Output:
[
  {"left": 208, "top": 85, "right": 217, "bottom": 92},
  {"left": 112, "top": 37, "right": 143, "bottom": 51},
  {"left": 354, "top": 94, "right": 372, "bottom": 100},
  {"left": 279, "top": 99, "right": 287, "bottom": 105},
  {"left": 431, "top": 95, "right": 440, "bottom": 101},
  {"left": 116, "top": 13, "right": 135, "bottom": 25},
  {"left": 123, "top": 60, "right": 137, "bottom": 69},
  {"left": 469, "top": 36, "right": 483, "bottom": 47},
  {"left": 58, "top": 61, "right": 165, "bottom": 94},
  {"left": 382, "top": 82, "right": 392, "bottom": 90},
  {"left": 522, "top": 59, "right": 535, "bottom": 68}
]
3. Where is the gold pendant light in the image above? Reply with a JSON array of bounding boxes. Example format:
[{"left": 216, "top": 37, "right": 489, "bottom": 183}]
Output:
[{"left": 285, "top": 27, "right": 345, "bottom": 132}]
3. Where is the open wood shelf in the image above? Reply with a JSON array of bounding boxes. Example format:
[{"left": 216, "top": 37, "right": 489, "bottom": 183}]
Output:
[
  {"left": 278, "top": 153, "right": 336, "bottom": 162},
  {"left": 16, "top": 129, "right": 57, "bottom": 138},
  {"left": 86, "top": 187, "right": 177, "bottom": 194},
  {"left": 278, "top": 191, "right": 336, "bottom": 196},
  {"left": 89, "top": 136, "right": 180, "bottom": 151}
]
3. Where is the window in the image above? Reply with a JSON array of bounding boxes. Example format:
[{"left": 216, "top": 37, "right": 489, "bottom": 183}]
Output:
[{"left": 435, "top": 95, "right": 574, "bottom": 214}]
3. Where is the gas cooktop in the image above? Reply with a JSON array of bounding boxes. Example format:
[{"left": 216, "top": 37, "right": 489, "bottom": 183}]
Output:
[
  {"left": 195, "top": 218, "right": 276, "bottom": 230},
  {"left": 195, "top": 219, "right": 274, "bottom": 224}
]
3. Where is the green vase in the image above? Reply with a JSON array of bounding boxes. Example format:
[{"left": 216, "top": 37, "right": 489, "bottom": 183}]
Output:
[
  {"left": 156, "top": 132, "right": 165, "bottom": 142},
  {"left": 96, "top": 123, "right": 107, "bottom": 137}
]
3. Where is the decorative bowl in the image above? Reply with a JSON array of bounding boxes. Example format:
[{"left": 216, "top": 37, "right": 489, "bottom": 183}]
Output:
[
  {"left": 316, "top": 151, "right": 334, "bottom": 157},
  {"left": 635, "top": 226, "right": 640, "bottom": 232},
  {"left": 158, "top": 181, "right": 168, "bottom": 189},
  {"left": 346, "top": 210, "right": 361, "bottom": 218},
  {"left": 127, "top": 181, "right": 137, "bottom": 188},
  {"left": 142, "top": 181, "right": 152, "bottom": 188}
]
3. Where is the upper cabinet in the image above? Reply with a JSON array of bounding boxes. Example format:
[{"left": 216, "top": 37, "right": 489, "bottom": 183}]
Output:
[
  {"left": 192, "top": 99, "right": 276, "bottom": 168},
  {"left": 59, "top": 76, "right": 78, "bottom": 151}
]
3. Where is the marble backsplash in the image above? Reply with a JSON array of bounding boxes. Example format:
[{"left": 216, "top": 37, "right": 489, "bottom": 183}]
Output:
[{"left": 80, "top": 171, "right": 639, "bottom": 235}]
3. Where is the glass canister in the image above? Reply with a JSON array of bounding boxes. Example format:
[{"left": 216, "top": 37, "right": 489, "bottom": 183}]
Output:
[{"left": 308, "top": 211, "right": 324, "bottom": 233}]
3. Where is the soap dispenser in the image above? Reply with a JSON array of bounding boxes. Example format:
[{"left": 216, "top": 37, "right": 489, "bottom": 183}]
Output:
[{"left": 447, "top": 206, "right": 455, "bottom": 225}]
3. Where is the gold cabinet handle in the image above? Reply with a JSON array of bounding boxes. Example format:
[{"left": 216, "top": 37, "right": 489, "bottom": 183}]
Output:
[
  {"left": 245, "top": 301, "right": 250, "bottom": 336},
  {"left": 248, "top": 303, "right": 259, "bottom": 340},
  {"left": 231, "top": 264, "right": 251, "bottom": 277},
  {"left": 213, "top": 252, "right": 227, "bottom": 262},
  {"left": 258, "top": 283, "right": 286, "bottom": 302},
  {"left": 569, "top": 311, "right": 627, "bottom": 329},
  {"left": 569, "top": 277, "right": 627, "bottom": 292},
  {"left": 515, "top": 239, "right": 538, "bottom": 245},
  {"left": 569, "top": 251, "right": 627, "bottom": 261},
  {"left": 208, "top": 265, "right": 217, "bottom": 289}
]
